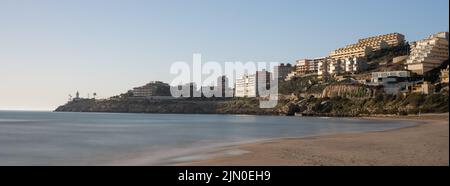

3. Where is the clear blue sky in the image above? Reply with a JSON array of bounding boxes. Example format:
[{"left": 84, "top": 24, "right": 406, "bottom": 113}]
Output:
[{"left": 0, "top": 0, "right": 448, "bottom": 110}]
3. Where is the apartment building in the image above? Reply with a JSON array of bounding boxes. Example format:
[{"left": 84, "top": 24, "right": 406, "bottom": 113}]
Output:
[
  {"left": 344, "top": 57, "right": 368, "bottom": 73},
  {"left": 357, "top": 33, "right": 405, "bottom": 49},
  {"left": 369, "top": 71, "right": 412, "bottom": 94},
  {"left": 441, "top": 65, "right": 449, "bottom": 84},
  {"left": 235, "top": 70, "right": 271, "bottom": 97},
  {"left": 295, "top": 59, "right": 320, "bottom": 74},
  {"left": 274, "top": 63, "right": 294, "bottom": 80},
  {"left": 407, "top": 32, "right": 449, "bottom": 75},
  {"left": 330, "top": 33, "right": 405, "bottom": 60}
]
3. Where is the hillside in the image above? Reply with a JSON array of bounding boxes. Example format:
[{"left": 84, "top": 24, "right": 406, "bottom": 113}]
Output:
[{"left": 55, "top": 90, "right": 448, "bottom": 117}]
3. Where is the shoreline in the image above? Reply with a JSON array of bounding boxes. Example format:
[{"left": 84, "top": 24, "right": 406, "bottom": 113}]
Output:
[{"left": 178, "top": 113, "right": 449, "bottom": 166}]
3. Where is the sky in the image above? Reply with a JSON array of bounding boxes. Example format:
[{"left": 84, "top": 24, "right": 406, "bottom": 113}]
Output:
[{"left": 0, "top": 0, "right": 449, "bottom": 110}]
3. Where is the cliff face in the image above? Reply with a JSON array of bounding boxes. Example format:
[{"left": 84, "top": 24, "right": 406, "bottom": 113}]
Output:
[
  {"left": 55, "top": 92, "right": 448, "bottom": 117},
  {"left": 55, "top": 98, "right": 279, "bottom": 115},
  {"left": 321, "top": 84, "right": 377, "bottom": 98}
]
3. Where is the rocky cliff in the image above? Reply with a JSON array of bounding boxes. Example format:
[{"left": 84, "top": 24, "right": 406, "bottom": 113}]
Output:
[
  {"left": 55, "top": 91, "right": 448, "bottom": 117},
  {"left": 321, "top": 84, "right": 378, "bottom": 98}
]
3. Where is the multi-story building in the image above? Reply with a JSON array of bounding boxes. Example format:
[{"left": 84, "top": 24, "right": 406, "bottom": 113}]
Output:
[
  {"left": 369, "top": 71, "right": 412, "bottom": 94},
  {"left": 328, "top": 59, "right": 343, "bottom": 75},
  {"left": 330, "top": 33, "right": 405, "bottom": 60},
  {"left": 235, "top": 74, "right": 256, "bottom": 97},
  {"left": 256, "top": 70, "right": 272, "bottom": 96},
  {"left": 357, "top": 33, "right": 405, "bottom": 49},
  {"left": 235, "top": 70, "right": 272, "bottom": 97},
  {"left": 344, "top": 57, "right": 368, "bottom": 73},
  {"left": 441, "top": 65, "right": 449, "bottom": 84},
  {"left": 176, "top": 82, "right": 199, "bottom": 97},
  {"left": 330, "top": 45, "right": 373, "bottom": 61},
  {"left": 132, "top": 81, "right": 171, "bottom": 97},
  {"left": 295, "top": 57, "right": 329, "bottom": 75},
  {"left": 316, "top": 57, "right": 367, "bottom": 76},
  {"left": 216, "top": 76, "right": 234, "bottom": 97},
  {"left": 273, "top": 63, "right": 294, "bottom": 80},
  {"left": 317, "top": 57, "right": 332, "bottom": 77},
  {"left": 295, "top": 59, "right": 309, "bottom": 75},
  {"left": 407, "top": 32, "right": 449, "bottom": 75}
]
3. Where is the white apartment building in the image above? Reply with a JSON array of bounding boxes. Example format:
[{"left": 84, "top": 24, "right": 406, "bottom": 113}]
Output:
[
  {"left": 235, "top": 70, "right": 271, "bottom": 97},
  {"left": 407, "top": 32, "right": 449, "bottom": 75},
  {"left": 317, "top": 60, "right": 328, "bottom": 77},
  {"left": 235, "top": 74, "right": 257, "bottom": 97},
  {"left": 344, "top": 57, "right": 367, "bottom": 73},
  {"left": 328, "top": 59, "right": 343, "bottom": 75},
  {"left": 318, "top": 57, "right": 367, "bottom": 76}
]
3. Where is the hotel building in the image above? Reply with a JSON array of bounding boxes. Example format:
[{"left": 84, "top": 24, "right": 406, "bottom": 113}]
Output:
[
  {"left": 406, "top": 32, "right": 449, "bottom": 75},
  {"left": 344, "top": 57, "right": 367, "bottom": 73},
  {"left": 330, "top": 33, "right": 405, "bottom": 60}
]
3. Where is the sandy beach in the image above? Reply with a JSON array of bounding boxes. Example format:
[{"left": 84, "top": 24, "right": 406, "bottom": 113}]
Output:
[{"left": 180, "top": 113, "right": 449, "bottom": 166}]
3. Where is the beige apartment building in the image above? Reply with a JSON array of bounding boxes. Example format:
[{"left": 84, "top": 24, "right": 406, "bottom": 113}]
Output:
[
  {"left": 357, "top": 33, "right": 405, "bottom": 49},
  {"left": 407, "top": 32, "right": 449, "bottom": 75},
  {"left": 295, "top": 59, "right": 319, "bottom": 74},
  {"left": 330, "top": 33, "right": 405, "bottom": 60},
  {"left": 285, "top": 57, "right": 329, "bottom": 80}
]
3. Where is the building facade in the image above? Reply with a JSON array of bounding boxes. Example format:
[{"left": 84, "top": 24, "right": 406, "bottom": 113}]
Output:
[
  {"left": 344, "top": 57, "right": 367, "bottom": 73},
  {"left": 235, "top": 70, "right": 272, "bottom": 97},
  {"left": 371, "top": 71, "right": 411, "bottom": 83},
  {"left": 357, "top": 33, "right": 405, "bottom": 49},
  {"left": 330, "top": 33, "right": 405, "bottom": 60},
  {"left": 441, "top": 65, "right": 449, "bottom": 84},
  {"left": 273, "top": 63, "right": 294, "bottom": 80},
  {"left": 132, "top": 81, "right": 171, "bottom": 97},
  {"left": 369, "top": 71, "right": 412, "bottom": 94},
  {"left": 407, "top": 32, "right": 449, "bottom": 75},
  {"left": 295, "top": 59, "right": 319, "bottom": 74}
]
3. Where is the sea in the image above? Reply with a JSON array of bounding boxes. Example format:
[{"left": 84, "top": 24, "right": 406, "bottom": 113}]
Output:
[{"left": 0, "top": 111, "right": 416, "bottom": 165}]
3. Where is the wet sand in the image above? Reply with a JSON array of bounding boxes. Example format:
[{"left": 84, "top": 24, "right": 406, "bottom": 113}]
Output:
[{"left": 180, "top": 113, "right": 449, "bottom": 166}]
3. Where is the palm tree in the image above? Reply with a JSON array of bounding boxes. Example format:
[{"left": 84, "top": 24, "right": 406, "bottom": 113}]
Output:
[{"left": 93, "top": 93, "right": 97, "bottom": 99}]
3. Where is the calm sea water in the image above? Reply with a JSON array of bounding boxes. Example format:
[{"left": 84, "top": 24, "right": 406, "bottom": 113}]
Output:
[{"left": 0, "top": 111, "right": 416, "bottom": 165}]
